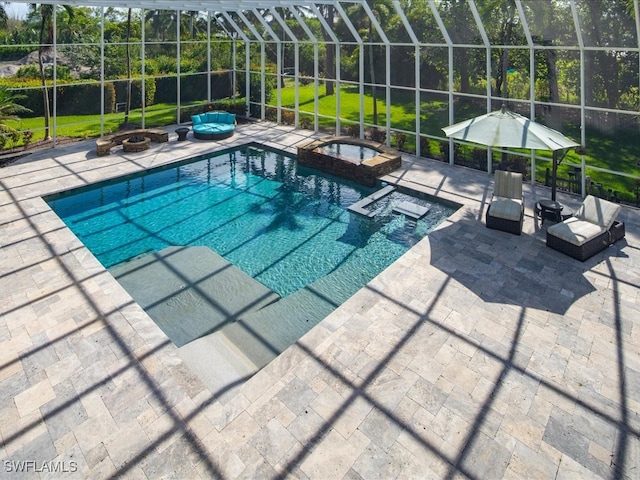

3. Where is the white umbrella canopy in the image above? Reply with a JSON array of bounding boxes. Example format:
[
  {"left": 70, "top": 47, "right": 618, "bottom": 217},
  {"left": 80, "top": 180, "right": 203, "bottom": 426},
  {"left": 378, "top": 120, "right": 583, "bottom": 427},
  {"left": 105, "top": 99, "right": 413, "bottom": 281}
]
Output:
[
  {"left": 442, "top": 105, "right": 581, "bottom": 200},
  {"left": 442, "top": 105, "right": 580, "bottom": 151}
]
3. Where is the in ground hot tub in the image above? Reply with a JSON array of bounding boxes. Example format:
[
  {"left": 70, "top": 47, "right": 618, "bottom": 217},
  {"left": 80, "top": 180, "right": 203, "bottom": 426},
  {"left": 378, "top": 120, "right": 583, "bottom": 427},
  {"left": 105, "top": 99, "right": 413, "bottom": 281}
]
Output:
[
  {"left": 297, "top": 136, "right": 402, "bottom": 187},
  {"left": 317, "top": 143, "right": 380, "bottom": 161}
]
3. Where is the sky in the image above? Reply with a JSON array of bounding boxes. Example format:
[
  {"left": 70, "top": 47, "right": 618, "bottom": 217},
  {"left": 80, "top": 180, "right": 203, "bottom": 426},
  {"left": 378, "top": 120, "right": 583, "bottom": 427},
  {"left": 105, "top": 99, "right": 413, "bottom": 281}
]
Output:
[{"left": 5, "top": 3, "right": 29, "bottom": 20}]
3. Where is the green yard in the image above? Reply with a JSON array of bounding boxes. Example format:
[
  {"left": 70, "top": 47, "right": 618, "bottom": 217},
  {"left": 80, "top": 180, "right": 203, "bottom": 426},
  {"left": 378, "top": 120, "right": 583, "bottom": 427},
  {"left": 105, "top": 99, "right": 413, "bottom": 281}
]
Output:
[{"left": 3, "top": 85, "right": 638, "bottom": 202}]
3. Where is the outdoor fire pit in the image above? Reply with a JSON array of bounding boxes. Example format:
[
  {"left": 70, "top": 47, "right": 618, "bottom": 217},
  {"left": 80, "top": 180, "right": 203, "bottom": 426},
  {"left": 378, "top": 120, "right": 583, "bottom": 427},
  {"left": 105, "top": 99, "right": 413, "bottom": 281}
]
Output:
[{"left": 122, "top": 134, "right": 151, "bottom": 152}]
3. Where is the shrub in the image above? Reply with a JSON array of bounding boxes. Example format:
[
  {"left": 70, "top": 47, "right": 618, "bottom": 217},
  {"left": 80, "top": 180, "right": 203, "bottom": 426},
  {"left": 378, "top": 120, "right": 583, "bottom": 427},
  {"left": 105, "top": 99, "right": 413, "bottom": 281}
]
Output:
[
  {"left": 179, "top": 104, "right": 203, "bottom": 123},
  {"left": 114, "top": 78, "right": 156, "bottom": 110},
  {"left": 345, "top": 124, "right": 359, "bottom": 137},
  {"left": 207, "top": 99, "right": 247, "bottom": 116},
  {"left": 16, "top": 65, "right": 72, "bottom": 81},
  {"left": 237, "top": 72, "right": 275, "bottom": 105},
  {"left": 369, "top": 127, "right": 386, "bottom": 143},
  {"left": 299, "top": 116, "right": 313, "bottom": 130},
  {"left": 265, "top": 106, "right": 277, "bottom": 122},
  {"left": 57, "top": 82, "right": 111, "bottom": 115},
  {"left": 471, "top": 148, "right": 488, "bottom": 170},
  {"left": 0, "top": 84, "right": 32, "bottom": 150},
  {"left": 155, "top": 55, "right": 178, "bottom": 74},
  {"left": 22, "top": 130, "right": 33, "bottom": 146},
  {"left": 496, "top": 156, "right": 529, "bottom": 179},
  {"left": 281, "top": 110, "right": 295, "bottom": 125},
  {"left": 152, "top": 76, "right": 177, "bottom": 104},
  {"left": 439, "top": 140, "right": 462, "bottom": 162},
  {"left": 15, "top": 65, "right": 41, "bottom": 79},
  {"left": 419, "top": 137, "right": 431, "bottom": 157},
  {"left": 1, "top": 79, "right": 117, "bottom": 116},
  {"left": 0, "top": 130, "right": 21, "bottom": 149},
  {"left": 393, "top": 132, "right": 407, "bottom": 151}
]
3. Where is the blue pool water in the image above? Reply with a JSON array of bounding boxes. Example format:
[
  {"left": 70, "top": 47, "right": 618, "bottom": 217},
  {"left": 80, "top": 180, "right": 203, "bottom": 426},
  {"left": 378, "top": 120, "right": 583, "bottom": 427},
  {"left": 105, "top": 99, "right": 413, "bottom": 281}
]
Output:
[
  {"left": 318, "top": 143, "right": 379, "bottom": 161},
  {"left": 47, "top": 144, "right": 457, "bottom": 298}
]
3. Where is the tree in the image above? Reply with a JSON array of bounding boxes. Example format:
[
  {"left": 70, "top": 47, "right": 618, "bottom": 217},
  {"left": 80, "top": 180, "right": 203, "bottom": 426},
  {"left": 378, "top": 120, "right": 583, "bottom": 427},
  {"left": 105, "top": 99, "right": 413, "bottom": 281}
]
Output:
[
  {"left": 317, "top": 5, "right": 336, "bottom": 95},
  {"left": 579, "top": 0, "right": 637, "bottom": 110},
  {"left": 439, "top": 0, "right": 478, "bottom": 94},
  {"left": 365, "top": 0, "right": 393, "bottom": 126},
  {"left": 29, "top": 3, "right": 75, "bottom": 141},
  {"left": 182, "top": 10, "right": 205, "bottom": 40},
  {"left": 495, "top": 0, "right": 517, "bottom": 100},
  {"left": 339, "top": 0, "right": 393, "bottom": 125},
  {"left": 0, "top": 3, "right": 8, "bottom": 29},
  {"left": 145, "top": 9, "right": 177, "bottom": 41},
  {"left": 526, "top": 1, "right": 563, "bottom": 107},
  {"left": 0, "top": 85, "right": 32, "bottom": 148}
]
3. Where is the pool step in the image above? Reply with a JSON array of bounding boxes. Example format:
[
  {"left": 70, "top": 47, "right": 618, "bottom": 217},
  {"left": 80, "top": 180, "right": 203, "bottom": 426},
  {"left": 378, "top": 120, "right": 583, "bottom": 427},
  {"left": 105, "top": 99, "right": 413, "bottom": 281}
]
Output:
[
  {"left": 178, "top": 266, "right": 355, "bottom": 398},
  {"left": 392, "top": 200, "right": 430, "bottom": 220},
  {"left": 348, "top": 184, "right": 396, "bottom": 217},
  {"left": 110, "top": 246, "right": 280, "bottom": 348}
]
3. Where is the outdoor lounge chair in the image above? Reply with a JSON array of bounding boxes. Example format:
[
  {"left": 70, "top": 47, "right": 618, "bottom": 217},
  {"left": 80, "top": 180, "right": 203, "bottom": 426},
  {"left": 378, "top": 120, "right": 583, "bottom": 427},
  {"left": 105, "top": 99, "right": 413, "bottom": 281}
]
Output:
[
  {"left": 486, "top": 170, "right": 524, "bottom": 235},
  {"left": 546, "top": 195, "right": 625, "bottom": 261}
]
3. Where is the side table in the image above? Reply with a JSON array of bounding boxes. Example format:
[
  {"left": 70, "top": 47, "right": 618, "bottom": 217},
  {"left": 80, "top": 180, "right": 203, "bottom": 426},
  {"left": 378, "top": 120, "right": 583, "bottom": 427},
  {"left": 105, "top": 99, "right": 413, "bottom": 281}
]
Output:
[
  {"left": 176, "top": 127, "right": 190, "bottom": 141},
  {"left": 536, "top": 199, "right": 564, "bottom": 225},
  {"left": 560, "top": 206, "right": 574, "bottom": 221}
]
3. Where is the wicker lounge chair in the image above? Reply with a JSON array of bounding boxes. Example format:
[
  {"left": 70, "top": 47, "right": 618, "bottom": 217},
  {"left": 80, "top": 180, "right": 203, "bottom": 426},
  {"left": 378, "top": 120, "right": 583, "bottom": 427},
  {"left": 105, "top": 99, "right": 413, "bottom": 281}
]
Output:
[
  {"left": 546, "top": 195, "right": 625, "bottom": 261},
  {"left": 486, "top": 170, "right": 524, "bottom": 235}
]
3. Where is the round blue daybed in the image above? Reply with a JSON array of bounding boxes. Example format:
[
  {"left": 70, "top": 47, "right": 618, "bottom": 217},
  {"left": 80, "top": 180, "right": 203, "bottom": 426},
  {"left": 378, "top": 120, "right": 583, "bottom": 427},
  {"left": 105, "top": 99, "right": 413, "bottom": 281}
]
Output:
[{"left": 191, "top": 111, "right": 236, "bottom": 140}]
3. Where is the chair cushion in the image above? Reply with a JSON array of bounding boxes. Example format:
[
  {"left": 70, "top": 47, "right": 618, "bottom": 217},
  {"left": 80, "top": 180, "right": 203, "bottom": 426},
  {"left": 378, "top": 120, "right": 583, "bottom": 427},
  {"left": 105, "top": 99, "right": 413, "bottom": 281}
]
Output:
[
  {"left": 205, "top": 112, "right": 219, "bottom": 123},
  {"left": 191, "top": 114, "right": 203, "bottom": 125},
  {"left": 192, "top": 123, "right": 235, "bottom": 134},
  {"left": 494, "top": 170, "right": 523, "bottom": 199},
  {"left": 488, "top": 197, "right": 522, "bottom": 221},
  {"left": 575, "top": 195, "right": 620, "bottom": 230},
  {"left": 547, "top": 217, "right": 605, "bottom": 246}
]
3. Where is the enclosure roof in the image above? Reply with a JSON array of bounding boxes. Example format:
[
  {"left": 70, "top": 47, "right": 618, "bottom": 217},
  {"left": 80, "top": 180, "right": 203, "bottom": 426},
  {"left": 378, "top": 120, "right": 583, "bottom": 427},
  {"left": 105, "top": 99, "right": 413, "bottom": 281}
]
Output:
[{"left": 15, "top": 0, "right": 361, "bottom": 12}]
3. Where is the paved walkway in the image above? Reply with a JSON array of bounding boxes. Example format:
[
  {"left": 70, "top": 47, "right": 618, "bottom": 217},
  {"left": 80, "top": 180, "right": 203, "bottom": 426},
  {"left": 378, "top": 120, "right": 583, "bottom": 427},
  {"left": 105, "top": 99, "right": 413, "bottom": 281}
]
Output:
[{"left": 1, "top": 122, "right": 638, "bottom": 479}]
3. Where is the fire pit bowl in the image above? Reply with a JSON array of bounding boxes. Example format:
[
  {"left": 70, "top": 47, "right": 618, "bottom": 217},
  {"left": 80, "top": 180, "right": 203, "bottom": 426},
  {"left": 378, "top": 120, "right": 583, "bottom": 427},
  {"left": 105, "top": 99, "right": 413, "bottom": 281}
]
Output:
[{"left": 122, "top": 135, "right": 151, "bottom": 152}]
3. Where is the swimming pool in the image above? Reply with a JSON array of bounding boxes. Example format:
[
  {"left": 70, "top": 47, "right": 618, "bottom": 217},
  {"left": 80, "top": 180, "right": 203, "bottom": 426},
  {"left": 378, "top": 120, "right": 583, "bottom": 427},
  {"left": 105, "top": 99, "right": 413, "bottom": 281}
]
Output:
[{"left": 48, "top": 144, "right": 457, "bottom": 299}]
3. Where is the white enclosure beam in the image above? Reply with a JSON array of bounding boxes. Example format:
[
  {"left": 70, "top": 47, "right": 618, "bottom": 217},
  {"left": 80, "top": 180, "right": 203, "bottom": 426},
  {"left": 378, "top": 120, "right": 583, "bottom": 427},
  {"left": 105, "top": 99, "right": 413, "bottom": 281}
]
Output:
[
  {"left": 311, "top": 3, "right": 342, "bottom": 135},
  {"left": 270, "top": 9, "right": 300, "bottom": 125},
  {"left": 515, "top": 0, "right": 536, "bottom": 182},
  {"left": 289, "top": 6, "right": 319, "bottom": 130},
  {"left": 468, "top": 0, "right": 493, "bottom": 171},
  {"left": 334, "top": 2, "right": 364, "bottom": 137},
  {"left": 253, "top": 9, "right": 283, "bottom": 122},
  {"left": 570, "top": 0, "right": 587, "bottom": 197},
  {"left": 392, "top": 0, "right": 421, "bottom": 156},
  {"left": 428, "top": 0, "right": 454, "bottom": 165},
  {"left": 362, "top": 0, "right": 391, "bottom": 144}
]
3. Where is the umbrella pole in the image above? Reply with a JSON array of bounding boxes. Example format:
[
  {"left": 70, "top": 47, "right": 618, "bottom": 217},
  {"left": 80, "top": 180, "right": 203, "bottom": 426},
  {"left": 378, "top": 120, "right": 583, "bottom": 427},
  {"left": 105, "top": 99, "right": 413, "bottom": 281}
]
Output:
[{"left": 551, "top": 150, "right": 558, "bottom": 201}]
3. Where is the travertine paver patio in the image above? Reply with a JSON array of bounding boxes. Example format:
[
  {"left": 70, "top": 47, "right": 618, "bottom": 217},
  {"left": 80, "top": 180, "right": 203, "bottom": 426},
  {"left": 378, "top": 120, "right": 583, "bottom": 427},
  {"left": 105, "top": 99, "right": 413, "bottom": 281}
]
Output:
[{"left": 1, "top": 122, "right": 638, "bottom": 479}]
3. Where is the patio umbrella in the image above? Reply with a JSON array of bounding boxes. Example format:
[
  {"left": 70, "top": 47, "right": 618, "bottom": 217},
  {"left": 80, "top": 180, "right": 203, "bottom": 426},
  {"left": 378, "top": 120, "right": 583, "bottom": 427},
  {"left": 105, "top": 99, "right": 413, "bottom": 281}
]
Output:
[{"left": 442, "top": 105, "right": 581, "bottom": 200}]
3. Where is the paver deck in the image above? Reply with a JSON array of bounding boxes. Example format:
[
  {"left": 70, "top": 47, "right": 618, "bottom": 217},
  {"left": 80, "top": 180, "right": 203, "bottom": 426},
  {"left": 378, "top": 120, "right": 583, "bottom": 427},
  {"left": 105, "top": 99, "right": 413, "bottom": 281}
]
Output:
[{"left": 1, "top": 122, "right": 638, "bottom": 479}]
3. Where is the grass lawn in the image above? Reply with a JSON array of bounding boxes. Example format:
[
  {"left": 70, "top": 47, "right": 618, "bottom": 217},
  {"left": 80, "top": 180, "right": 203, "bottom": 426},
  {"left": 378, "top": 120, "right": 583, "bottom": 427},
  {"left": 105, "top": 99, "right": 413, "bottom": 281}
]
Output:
[
  {"left": 3, "top": 88, "right": 638, "bottom": 201},
  {"left": 5, "top": 103, "right": 180, "bottom": 144}
]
